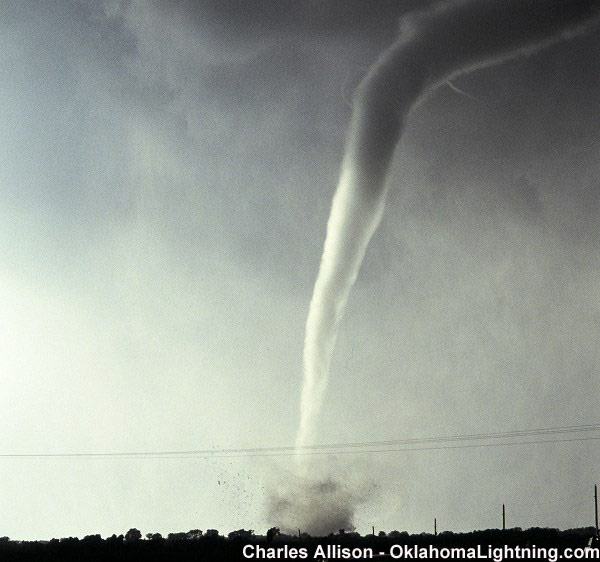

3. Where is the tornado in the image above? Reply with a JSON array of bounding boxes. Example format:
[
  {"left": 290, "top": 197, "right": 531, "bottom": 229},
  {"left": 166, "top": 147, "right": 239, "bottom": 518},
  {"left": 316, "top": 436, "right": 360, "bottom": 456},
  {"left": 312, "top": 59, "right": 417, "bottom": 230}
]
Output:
[{"left": 296, "top": 0, "right": 599, "bottom": 454}]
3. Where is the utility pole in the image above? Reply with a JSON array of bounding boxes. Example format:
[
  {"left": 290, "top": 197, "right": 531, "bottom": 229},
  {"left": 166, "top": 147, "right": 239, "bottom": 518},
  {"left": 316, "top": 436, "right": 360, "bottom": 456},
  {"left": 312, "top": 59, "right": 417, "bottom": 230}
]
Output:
[
  {"left": 372, "top": 526, "right": 375, "bottom": 536},
  {"left": 595, "top": 485, "right": 598, "bottom": 538},
  {"left": 502, "top": 504, "right": 506, "bottom": 531},
  {"left": 434, "top": 518, "right": 437, "bottom": 536},
  {"left": 298, "top": 529, "right": 301, "bottom": 543}
]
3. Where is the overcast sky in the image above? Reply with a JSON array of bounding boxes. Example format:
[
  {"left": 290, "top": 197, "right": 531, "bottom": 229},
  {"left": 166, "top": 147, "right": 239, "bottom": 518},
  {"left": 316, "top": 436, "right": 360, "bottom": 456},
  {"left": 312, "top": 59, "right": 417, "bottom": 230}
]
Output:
[{"left": 1, "top": 0, "right": 599, "bottom": 541}]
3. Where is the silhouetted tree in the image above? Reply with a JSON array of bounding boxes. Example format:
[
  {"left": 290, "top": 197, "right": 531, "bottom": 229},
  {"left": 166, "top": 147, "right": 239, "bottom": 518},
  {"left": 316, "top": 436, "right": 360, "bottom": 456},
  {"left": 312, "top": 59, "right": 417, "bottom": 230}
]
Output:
[
  {"left": 186, "top": 529, "right": 203, "bottom": 540},
  {"left": 388, "top": 530, "right": 409, "bottom": 538},
  {"left": 124, "top": 528, "right": 142, "bottom": 543},
  {"left": 59, "top": 536, "right": 80, "bottom": 547},
  {"left": 228, "top": 529, "right": 254, "bottom": 539},
  {"left": 0, "top": 526, "right": 597, "bottom": 560},
  {"left": 106, "top": 533, "right": 124, "bottom": 546},
  {"left": 167, "top": 532, "right": 187, "bottom": 543},
  {"left": 82, "top": 534, "right": 102, "bottom": 545}
]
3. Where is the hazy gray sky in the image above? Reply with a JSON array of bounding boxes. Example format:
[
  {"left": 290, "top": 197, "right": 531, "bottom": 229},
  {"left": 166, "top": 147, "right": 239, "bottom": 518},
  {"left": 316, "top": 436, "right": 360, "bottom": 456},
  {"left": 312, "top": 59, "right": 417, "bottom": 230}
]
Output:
[{"left": 1, "top": 0, "right": 599, "bottom": 540}]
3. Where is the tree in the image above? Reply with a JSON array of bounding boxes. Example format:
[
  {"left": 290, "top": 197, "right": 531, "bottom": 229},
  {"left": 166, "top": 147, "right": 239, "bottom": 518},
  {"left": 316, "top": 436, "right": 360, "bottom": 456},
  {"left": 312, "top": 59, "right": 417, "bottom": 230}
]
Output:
[
  {"left": 125, "top": 528, "right": 142, "bottom": 543},
  {"left": 186, "top": 529, "right": 203, "bottom": 540},
  {"left": 82, "top": 534, "right": 102, "bottom": 545},
  {"left": 388, "top": 530, "right": 408, "bottom": 539},
  {"left": 167, "top": 532, "right": 187, "bottom": 543},
  {"left": 266, "top": 527, "right": 280, "bottom": 543},
  {"left": 228, "top": 529, "right": 254, "bottom": 539},
  {"left": 106, "top": 534, "right": 124, "bottom": 546}
]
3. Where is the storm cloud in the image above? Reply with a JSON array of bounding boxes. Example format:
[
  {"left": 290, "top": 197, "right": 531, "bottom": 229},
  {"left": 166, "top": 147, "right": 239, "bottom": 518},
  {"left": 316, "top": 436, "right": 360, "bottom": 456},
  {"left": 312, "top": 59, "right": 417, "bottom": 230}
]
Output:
[{"left": 0, "top": 0, "right": 599, "bottom": 541}]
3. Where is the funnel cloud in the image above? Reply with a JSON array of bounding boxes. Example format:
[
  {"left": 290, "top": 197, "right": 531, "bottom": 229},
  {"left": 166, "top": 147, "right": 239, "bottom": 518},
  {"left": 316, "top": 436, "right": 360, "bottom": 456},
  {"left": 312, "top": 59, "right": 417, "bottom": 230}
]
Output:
[{"left": 297, "top": 0, "right": 600, "bottom": 456}]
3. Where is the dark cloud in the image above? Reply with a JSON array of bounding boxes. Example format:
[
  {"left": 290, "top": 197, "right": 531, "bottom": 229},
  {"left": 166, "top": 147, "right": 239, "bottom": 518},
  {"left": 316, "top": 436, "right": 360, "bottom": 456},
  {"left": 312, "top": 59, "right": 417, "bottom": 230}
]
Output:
[
  {"left": 151, "top": 0, "right": 433, "bottom": 40},
  {"left": 2, "top": 0, "right": 600, "bottom": 540}
]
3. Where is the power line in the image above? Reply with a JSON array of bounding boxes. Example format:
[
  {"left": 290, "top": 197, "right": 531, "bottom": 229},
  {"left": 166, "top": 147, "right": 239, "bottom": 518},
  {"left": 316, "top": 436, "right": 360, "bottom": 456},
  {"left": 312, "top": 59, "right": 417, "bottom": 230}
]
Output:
[{"left": 2, "top": 423, "right": 600, "bottom": 459}]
